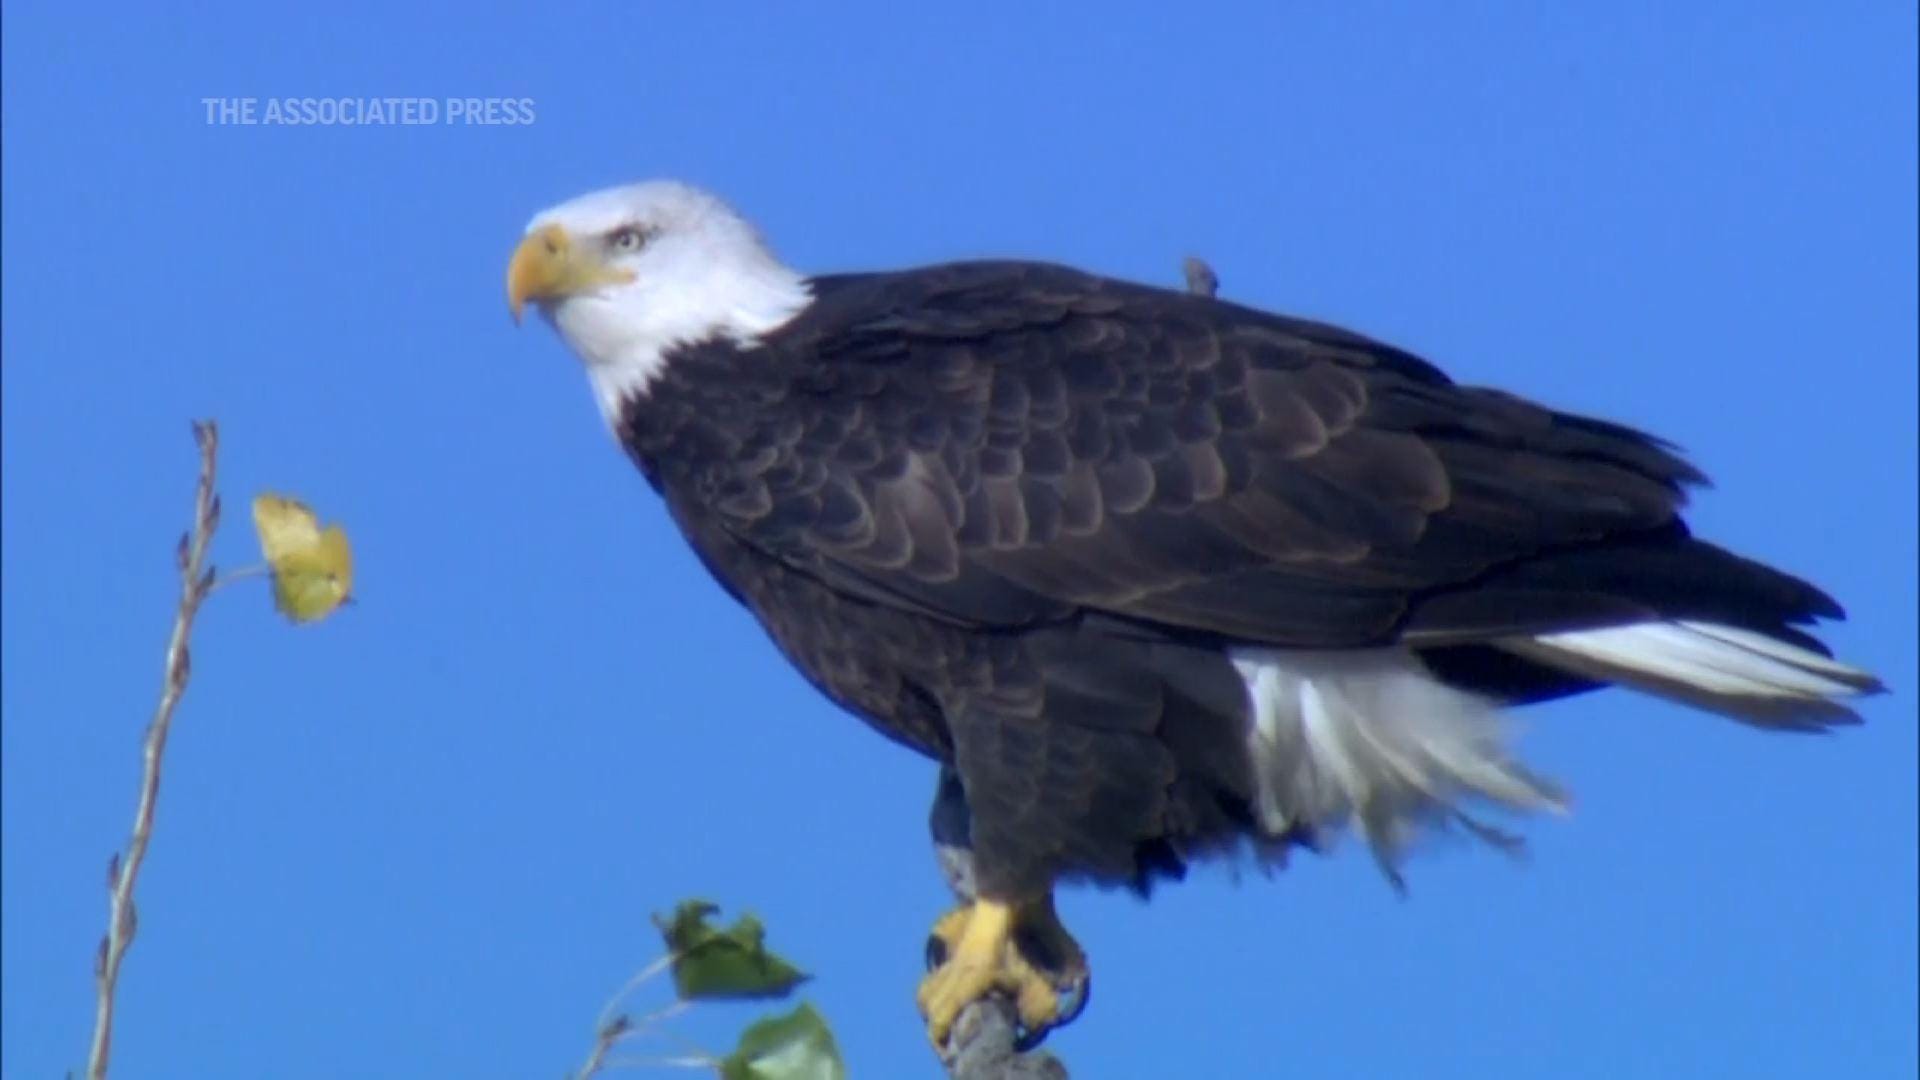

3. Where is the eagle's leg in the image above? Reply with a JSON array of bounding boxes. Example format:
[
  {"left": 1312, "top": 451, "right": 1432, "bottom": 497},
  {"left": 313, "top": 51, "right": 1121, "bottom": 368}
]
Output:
[{"left": 918, "top": 892, "right": 1089, "bottom": 1047}]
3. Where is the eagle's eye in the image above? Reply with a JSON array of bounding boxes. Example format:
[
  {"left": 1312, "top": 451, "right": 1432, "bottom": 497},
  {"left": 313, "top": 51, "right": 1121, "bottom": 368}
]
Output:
[{"left": 607, "top": 226, "right": 650, "bottom": 254}]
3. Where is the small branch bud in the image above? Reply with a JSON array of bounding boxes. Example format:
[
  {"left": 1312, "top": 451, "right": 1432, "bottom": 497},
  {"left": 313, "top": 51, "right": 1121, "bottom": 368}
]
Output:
[{"left": 1182, "top": 256, "right": 1219, "bottom": 298}]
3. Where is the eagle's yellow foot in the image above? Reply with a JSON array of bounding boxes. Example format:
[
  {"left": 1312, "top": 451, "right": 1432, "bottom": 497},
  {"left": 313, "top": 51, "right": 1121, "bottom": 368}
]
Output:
[{"left": 918, "top": 896, "right": 1089, "bottom": 1050}]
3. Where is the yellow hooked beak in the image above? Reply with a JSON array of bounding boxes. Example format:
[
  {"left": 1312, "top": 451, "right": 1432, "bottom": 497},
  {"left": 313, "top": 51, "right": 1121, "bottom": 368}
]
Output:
[{"left": 505, "top": 224, "right": 635, "bottom": 324}]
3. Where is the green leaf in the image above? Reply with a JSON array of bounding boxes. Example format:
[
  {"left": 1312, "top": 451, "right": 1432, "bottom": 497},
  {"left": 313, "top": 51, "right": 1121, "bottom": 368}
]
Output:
[
  {"left": 718, "top": 1003, "right": 847, "bottom": 1080},
  {"left": 656, "top": 899, "right": 809, "bottom": 1001}
]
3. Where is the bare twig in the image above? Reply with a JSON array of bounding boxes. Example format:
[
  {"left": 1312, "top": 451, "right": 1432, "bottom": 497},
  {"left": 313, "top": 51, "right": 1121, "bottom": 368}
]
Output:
[
  {"left": 87, "top": 420, "right": 221, "bottom": 1080},
  {"left": 592, "top": 953, "right": 677, "bottom": 1036},
  {"left": 208, "top": 563, "right": 270, "bottom": 591},
  {"left": 575, "top": 959, "right": 697, "bottom": 1080},
  {"left": 598, "top": 1055, "right": 717, "bottom": 1072},
  {"left": 577, "top": 1015, "right": 632, "bottom": 1080},
  {"left": 1183, "top": 256, "right": 1219, "bottom": 298}
]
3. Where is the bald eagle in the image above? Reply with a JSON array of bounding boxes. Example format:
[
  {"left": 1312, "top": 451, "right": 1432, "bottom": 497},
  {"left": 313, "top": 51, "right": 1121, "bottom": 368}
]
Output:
[{"left": 507, "top": 181, "right": 1880, "bottom": 1050}]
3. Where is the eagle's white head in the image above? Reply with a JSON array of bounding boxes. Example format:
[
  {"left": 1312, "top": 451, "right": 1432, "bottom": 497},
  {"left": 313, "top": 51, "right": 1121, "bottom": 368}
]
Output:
[{"left": 507, "top": 180, "right": 811, "bottom": 421}]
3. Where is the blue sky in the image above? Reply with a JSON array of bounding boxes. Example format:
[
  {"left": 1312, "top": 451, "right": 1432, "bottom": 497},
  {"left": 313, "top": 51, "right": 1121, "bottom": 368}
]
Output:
[{"left": 3, "top": 4, "right": 1914, "bottom": 1078}]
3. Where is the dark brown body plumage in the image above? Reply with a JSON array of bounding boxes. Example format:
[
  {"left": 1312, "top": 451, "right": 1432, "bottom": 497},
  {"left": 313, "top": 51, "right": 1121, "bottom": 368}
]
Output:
[{"left": 615, "top": 261, "right": 1855, "bottom": 898}]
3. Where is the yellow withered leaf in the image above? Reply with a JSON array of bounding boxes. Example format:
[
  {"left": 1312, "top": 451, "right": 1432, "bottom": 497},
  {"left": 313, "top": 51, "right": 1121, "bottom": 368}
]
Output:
[{"left": 250, "top": 494, "right": 353, "bottom": 624}]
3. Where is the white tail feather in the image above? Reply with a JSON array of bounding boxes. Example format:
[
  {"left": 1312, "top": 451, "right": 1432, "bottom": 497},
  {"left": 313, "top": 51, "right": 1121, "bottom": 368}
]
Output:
[
  {"left": 1673, "top": 621, "right": 1875, "bottom": 680},
  {"left": 1232, "top": 648, "right": 1565, "bottom": 879},
  {"left": 1510, "top": 620, "right": 1879, "bottom": 726},
  {"left": 1229, "top": 624, "right": 1877, "bottom": 883}
]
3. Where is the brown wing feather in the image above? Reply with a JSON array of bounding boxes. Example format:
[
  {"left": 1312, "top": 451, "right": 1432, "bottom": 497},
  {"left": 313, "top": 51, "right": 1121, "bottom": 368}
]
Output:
[{"left": 643, "top": 261, "right": 1833, "bottom": 651}]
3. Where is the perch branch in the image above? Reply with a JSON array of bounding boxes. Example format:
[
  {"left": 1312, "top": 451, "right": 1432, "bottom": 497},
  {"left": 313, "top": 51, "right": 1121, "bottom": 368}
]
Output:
[
  {"left": 940, "top": 999, "right": 1069, "bottom": 1080},
  {"left": 86, "top": 420, "right": 221, "bottom": 1080}
]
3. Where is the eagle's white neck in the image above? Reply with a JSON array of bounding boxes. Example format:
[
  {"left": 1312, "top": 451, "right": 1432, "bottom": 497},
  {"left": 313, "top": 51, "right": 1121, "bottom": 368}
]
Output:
[{"left": 561, "top": 254, "right": 813, "bottom": 426}]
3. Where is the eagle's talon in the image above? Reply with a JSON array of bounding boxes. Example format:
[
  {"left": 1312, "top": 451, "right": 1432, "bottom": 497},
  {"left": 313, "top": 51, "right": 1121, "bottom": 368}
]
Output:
[
  {"left": 1013, "top": 992, "right": 1072, "bottom": 1054},
  {"left": 1011, "top": 974, "right": 1088, "bottom": 1051},
  {"left": 923, "top": 905, "right": 971, "bottom": 974},
  {"left": 1052, "top": 968, "right": 1091, "bottom": 1031},
  {"left": 1067, "top": 972, "right": 1090, "bottom": 1025},
  {"left": 917, "top": 896, "right": 1088, "bottom": 1048}
]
